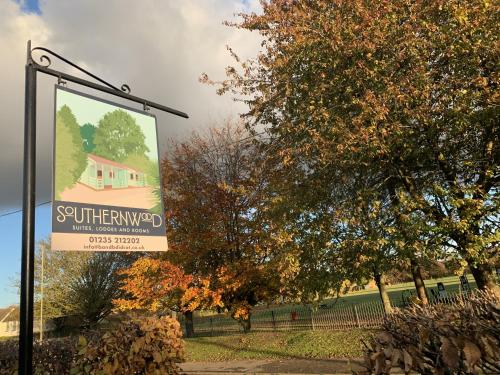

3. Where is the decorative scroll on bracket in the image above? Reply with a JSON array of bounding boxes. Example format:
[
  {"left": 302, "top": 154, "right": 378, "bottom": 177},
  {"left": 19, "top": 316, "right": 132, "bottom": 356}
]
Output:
[{"left": 30, "top": 46, "right": 131, "bottom": 94}]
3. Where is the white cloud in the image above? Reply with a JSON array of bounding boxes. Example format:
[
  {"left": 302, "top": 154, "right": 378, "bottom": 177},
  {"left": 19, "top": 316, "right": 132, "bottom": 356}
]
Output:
[{"left": 0, "top": 0, "right": 261, "bottom": 211}]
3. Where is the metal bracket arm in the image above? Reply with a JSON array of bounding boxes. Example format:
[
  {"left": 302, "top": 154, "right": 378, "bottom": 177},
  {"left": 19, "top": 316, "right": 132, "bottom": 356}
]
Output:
[{"left": 29, "top": 43, "right": 188, "bottom": 118}]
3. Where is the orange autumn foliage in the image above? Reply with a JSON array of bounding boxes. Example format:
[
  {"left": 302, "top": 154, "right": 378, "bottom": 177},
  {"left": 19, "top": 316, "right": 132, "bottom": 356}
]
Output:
[{"left": 113, "top": 257, "right": 222, "bottom": 313}]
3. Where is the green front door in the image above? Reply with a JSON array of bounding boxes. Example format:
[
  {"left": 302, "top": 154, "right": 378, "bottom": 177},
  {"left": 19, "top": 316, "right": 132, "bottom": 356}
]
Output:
[
  {"left": 112, "top": 169, "right": 127, "bottom": 188},
  {"left": 119, "top": 169, "right": 127, "bottom": 188}
]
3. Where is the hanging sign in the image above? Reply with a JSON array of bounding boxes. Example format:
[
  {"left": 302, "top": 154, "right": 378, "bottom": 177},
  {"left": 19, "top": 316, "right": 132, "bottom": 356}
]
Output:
[{"left": 51, "top": 86, "right": 168, "bottom": 251}]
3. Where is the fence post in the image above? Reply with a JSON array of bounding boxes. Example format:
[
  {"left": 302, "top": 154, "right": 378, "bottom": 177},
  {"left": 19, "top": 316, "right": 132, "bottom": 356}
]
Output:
[
  {"left": 310, "top": 307, "right": 315, "bottom": 331},
  {"left": 271, "top": 310, "right": 276, "bottom": 331},
  {"left": 353, "top": 305, "right": 361, "bottom": 328},
  {"left": 210, "top": 317, "right": 213, "bottom": 336}
]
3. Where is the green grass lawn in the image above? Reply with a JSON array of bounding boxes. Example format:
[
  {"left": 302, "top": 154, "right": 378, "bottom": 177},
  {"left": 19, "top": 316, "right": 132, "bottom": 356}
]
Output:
[
  {"left": 330, "top": 275, "right": 476, "bottom": 306},
  {"left": 247, "top": 275, "right": 477, "bottom": 317},
  {"left": 184, "top": 329, "right": 375, "bottom": 362}
]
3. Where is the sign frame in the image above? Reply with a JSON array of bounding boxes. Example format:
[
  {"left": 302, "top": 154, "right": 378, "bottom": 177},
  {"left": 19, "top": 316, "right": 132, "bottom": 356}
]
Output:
[{"left": 51, "top": 85, "right": 169, "bottom": 252}]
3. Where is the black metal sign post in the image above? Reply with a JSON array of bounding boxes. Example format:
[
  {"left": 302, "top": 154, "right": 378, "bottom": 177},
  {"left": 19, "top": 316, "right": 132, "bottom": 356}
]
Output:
[
  {"left": 19, "top": 41, "right": 37, "bottom": 375},
  {"left": 19, "top": 40, "right": 188, "bottom": 374}
]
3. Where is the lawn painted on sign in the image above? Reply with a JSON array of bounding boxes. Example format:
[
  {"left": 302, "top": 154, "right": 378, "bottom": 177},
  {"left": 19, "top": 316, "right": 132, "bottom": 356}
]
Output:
[{"left": 184, "top": 329, "right": 375, "bottom": 361}]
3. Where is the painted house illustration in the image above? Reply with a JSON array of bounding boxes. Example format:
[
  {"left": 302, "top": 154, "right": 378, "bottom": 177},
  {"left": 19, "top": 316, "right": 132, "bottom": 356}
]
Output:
[{"left": 79, "top": 154, "right": 147, "bottom": 190}]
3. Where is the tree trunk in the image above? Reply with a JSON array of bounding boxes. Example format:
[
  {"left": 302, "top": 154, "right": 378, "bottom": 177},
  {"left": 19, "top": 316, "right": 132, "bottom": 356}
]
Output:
[
  {"left": 374, "top": 272, "right": 393, "bottom": 313},
  {"left": 240, "top": 315, "right": 251, "bottom": 333},
  {"left": 410, "top": 257, "right": 429, "bottom": 305},
  {"left": 454, "top": 229, "right": 500, "bottom": 297},
  {"left": 184, "top": 310, "right": 194, "bottom": 338},
  {"left": 469, "top": 263, "right": 500, "bottom": 297},
  {"left": 387, "top": 182, "right": 429, "bottom": 306}
]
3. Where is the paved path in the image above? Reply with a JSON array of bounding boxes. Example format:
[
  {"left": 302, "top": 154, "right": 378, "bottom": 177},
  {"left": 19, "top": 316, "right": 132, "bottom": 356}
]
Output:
[
  {"left": 180, "top": 359, "right": 410, "bottom": 374},
  {"left": 180, "top": 358, "right": 370, "bottom": 374}
]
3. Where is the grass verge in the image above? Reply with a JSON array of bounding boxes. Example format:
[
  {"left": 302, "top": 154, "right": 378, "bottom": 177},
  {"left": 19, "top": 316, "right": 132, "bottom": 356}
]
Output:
[{"left": 184, "top": 329, "right": 375, "bottom": 362}]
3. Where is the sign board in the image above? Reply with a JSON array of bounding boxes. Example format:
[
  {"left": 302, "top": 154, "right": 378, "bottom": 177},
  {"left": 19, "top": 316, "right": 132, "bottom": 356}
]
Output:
[{"left": 51, "top": 86, "right": 168, "bottom": 251}]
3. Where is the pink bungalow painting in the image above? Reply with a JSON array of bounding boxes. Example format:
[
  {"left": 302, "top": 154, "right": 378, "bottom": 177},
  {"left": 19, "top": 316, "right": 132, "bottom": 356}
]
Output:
[{"left": 61, "top": 153, "right": 153, "bottom": 209}]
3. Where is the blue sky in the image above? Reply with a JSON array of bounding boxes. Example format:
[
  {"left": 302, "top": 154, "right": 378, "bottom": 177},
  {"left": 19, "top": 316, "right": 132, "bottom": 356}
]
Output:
[
  {"left": 0, "top": 0, "right": 41, "bottom": 308},
  {"left": 16, "top": 0, "right": 40, "bottom": 14},
  {"left": 0, "top": 204, "right": 51, "bottom": 306}
]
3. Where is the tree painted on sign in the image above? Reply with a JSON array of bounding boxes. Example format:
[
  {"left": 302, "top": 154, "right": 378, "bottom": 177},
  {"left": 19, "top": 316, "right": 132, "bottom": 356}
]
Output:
[
  {"left": 93, "top": 109, "right": 149, "bottom": 163},
  {"left": 54, "top": 105, "right": 87, "bottom": 199},
  {"left": 80, "top": 123, "right": 96, "bottom": 153}
]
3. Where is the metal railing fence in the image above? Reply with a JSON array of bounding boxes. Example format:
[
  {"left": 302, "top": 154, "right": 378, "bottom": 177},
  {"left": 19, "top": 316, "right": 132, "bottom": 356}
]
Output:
[
  {"left": 179, "top": 290, "right": 470, "bottom": 337},
  {"left": 179, "top": 300, "right": 387, "bottom": 336}
]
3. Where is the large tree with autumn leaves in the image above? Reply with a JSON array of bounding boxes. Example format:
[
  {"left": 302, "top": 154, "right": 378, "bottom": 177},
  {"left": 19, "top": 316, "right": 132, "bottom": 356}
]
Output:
[
  {"left": 204, "top": 0, "right": 499, "bottom": 297},
  {"left": 161, "top": 121, "right": 291, "bottom": 331}
]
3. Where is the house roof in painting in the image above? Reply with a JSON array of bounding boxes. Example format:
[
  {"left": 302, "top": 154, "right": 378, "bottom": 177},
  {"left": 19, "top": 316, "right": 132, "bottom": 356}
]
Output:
[{"left": 87, "top": 154, "right": 143, "bottom": 173}]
